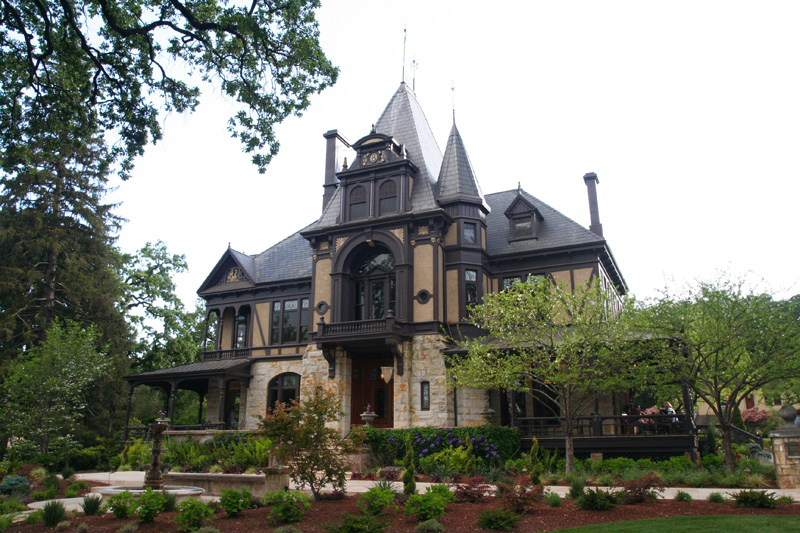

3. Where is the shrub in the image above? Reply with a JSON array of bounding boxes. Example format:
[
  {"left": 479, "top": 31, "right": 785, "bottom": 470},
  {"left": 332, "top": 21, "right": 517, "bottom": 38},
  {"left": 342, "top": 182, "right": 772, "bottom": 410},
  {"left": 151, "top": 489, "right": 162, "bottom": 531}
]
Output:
[
  {"left": 495, "top": 476, "right": 543, "bottom": 513},
  {"left": 30, "top": 467, "right": 47, "bottom": 482},
  {"left": 194, "top": 528, "right": 222, "bottom": 533},
  {"left": 25, "top": 509, "right": 44, "bottom": 524},
  {"left": 75, "top": 523, "right": 90, "bottom": 533},
  {"left": 402, "top": 434, "right": 417, "bottom": 495},
  {"left": 60, "top": 466, "right": 75, "bottom": 480},
  {"left": 451, "top": 476, "right": 491, "bottom": 503},
  {"left": 576, "top": 488, "right": 619, "bottom": 511},
  {"left": 425, "top": 484, "right": 456, "bottom": 504},
  {"left": 731, "top": 489, "right": 779, "bottom": 509},
  {"left": 0, "top": 494, "right": 26, "bottom": 514},
  {"left": 105, "top": 490, "right": 138, "bottom": 519},
  {"left": 372, "top": 479, "right": 401, "bottom": 495},
  {"left": 163, "top": 491, "right": 179, "bottom": 512},
  {"left": 415, "top": 518, "right": 445, "bottom": 532},
  {"left": 567, "top": 477, "right": 586, "bottom": 500},
  {"left": 777, "top": 495, "right": 795, "bottom": 505},
  {"left": 175, "top": 498, "right": 216, "bottom": 531},
  {"left": 700, "top": 454, "right": 724, "bottom": 470},
  {"left": 264, "top": 490, "right": 310, "bottom": 525},
  {"left": 258, "top": 391, "right": 358, "bottom": 500},
  {"left": 742, "top": 473, "right": 768, "bottom": 488},
  {"left": 621, "top": 471, "right": 664, "bottom": 504},
  {"left": 673, "top": 490, "right": 693, "bottom": 502},
  {"left": 117, "top": 523, "right": 139, "bottom": 533},
  {"left": 0, "top": 475, "right": 30, "bottom": 496},
  {"left": 42, "top": 500, "right": 67, "bottom": 527},
  {"left": 137, "top": 487, "right": 166, "bottom": 522},
  {"left": 81, "top": 494, "right": 103, "bottom": 515},
  {"left": 55, "top": 519, "right": 71, "bottom": 531},
  {"left": 273, "top": 526, "right": 301, "bottom": 533},
  {"left": 704, "top": 425, "right": 720, "bottom": 456},
  {"left": 405, "top": 491, "right": 450, "bottom": 521},
  {"left": 686, "top": 471, "right": 712, "bottom": 488},
  {"left": 44, "top": 473, "right": 60, "bottom": 492},
  {"left": 0, "top": 515, "right": 12, "bottom": 532},
  {"left": 707, "top": 492, "right": 727, "bottom": 503},
  {"left": 322, "top": 512, "right": 389, "bottom": 532},
  {"left": 546, "top": 492, "right": 562, "bottom": 507},
  {"left": 357, "top": 486, "right": 396, "bottom": 515},
  {"left": 219, "top": 487, "right": 252, "bottom": 517},
  {"left": 476, "top": 508, "right": 522, "bottom": 531}
]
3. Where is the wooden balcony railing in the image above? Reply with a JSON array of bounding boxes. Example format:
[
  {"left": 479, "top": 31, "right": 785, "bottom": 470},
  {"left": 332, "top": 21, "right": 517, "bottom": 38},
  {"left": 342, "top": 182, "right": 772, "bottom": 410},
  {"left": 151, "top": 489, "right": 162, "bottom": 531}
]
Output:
[
  {"left": 202, "top": 347, "right": 253, "bottom": 361},
  {"left": 516, "top": 413, "right": 693, "bottom": 438},
  {"left": 316, "top": 315, "right": 407, "bottom": 340}
]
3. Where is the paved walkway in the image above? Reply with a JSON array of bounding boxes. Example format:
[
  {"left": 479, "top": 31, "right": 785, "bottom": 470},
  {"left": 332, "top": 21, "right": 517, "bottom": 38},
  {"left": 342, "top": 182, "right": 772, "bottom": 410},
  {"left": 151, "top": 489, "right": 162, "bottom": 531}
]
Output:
[{"left": 72, "top": 471, "right": 800, "bottom": 501}]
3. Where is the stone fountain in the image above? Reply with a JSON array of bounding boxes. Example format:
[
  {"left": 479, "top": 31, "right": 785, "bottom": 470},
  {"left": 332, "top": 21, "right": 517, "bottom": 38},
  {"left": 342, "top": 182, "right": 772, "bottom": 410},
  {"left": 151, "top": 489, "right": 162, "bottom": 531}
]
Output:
[{"left": 99, "top": 418, "right": 204, "bottom": 501}]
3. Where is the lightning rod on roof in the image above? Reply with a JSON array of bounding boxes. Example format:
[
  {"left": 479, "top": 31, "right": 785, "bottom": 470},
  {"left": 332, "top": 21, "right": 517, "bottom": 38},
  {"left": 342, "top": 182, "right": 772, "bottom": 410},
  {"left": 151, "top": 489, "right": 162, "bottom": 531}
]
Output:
[
  {"left": 402, "top": 25, "right": 407, "bottom": 83},
  {"left": 412, "top": 57, "right": 418, "bottom": 92},
  {"left": 451, "top": 81, "right": 455, "bottom": 120}
]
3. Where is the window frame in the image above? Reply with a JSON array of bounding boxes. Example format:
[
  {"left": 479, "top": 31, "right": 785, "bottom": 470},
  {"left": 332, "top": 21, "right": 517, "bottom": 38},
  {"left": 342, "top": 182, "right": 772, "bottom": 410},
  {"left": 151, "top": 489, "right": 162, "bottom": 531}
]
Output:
[
  {"left": 463, "top": 221, "right": 477, "bottom": 244},
  {"left": 378, "top": 179, "right": 398, "bottom": 216},
  {"left": 349, "top": 185, "right": 368, "bottom": 220},
  {"left": 270, "top": 297, "right": 310, "bottom": 345},
  {"left": 267, "top": 372, "right": 301, "bottom": 411}
]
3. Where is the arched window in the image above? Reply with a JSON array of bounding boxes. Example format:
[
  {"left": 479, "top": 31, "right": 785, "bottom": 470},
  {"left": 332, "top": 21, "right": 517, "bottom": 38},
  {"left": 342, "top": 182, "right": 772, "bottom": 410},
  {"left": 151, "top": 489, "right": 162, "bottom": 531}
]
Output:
[
  {"left": 268, "top": 373, "right": 301, "bottom": 411},
  {"left": 378, "top": 180, "right": 397, "bottom": 215},
  {"left": 351, "top": 245, "right": 396, "bottom": 320},
  {"left": 349, "top": 186, "right": 367, "bottom": 220}
]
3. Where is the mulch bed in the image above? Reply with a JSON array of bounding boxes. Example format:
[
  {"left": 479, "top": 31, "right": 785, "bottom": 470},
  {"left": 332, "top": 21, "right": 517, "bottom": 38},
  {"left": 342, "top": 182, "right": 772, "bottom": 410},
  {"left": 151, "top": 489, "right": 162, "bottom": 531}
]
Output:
[{"left": 10, "top": 496, "right": 800, "bottom": 532}]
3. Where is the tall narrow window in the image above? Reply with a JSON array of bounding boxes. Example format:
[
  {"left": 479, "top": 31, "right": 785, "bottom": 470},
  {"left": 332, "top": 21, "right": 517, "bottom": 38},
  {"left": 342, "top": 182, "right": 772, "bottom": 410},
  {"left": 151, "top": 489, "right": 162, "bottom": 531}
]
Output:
[
  {"left": 234, "top": 311, "right": 249, "bottom": 349},
  {"left": 270, "top": 302, "right": 281, "bottom": 344},
  {"left": 282, "top": 299, "right": 298, "bottom": 342},
  {"left": 350, "top": 186, "right": 367, "bottom": 220},
  {"left": 463, "top": 222, "right": 476, "bottom": 244},
  {"left": 421, "top": 381, "right": 430, "bottom": 411},
  {"left": 378, "top": 180, "right": 397, "bottom": 215},
  {"left": 299, "top": 298, "right": 310, "bottom": 342},
  {"left": 465, "top": 269, "right": 478, "bottom": 306}
]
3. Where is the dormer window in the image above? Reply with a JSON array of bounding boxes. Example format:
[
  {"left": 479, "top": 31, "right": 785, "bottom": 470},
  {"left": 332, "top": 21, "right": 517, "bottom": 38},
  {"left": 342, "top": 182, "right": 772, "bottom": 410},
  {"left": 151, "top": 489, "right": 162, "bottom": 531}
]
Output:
[
  {"left": 505, "top": 194, "right": 542, "bottom": 242},
  {"left": 350, "top": 186, "right": 367, "bottom": 220},
  {"left": 378, "top": 180, "right": 397, "bottom": 215}
]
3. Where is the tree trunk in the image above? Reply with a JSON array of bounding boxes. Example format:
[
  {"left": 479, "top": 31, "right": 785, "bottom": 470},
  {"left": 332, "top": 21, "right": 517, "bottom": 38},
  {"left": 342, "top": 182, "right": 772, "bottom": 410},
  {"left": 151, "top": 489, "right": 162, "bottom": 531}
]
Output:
[
  {"left": 720, "top": 423, "right": 736, "bottom": 473},
  {"left": 565, "top": 433, "right": 575, "bottom": 473}
]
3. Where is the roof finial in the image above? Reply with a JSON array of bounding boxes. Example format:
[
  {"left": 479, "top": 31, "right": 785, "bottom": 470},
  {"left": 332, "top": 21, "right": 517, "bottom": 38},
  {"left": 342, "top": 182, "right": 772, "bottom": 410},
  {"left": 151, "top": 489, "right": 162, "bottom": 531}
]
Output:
[
  {"left": 412, "top": 57, "right": 418, "bottom": 92},
  {"left": 517, "top": 182, "right": 521, "bottom": 194},
  {"left": 402, "top": 25, "right": 407, "bottom": 83},
  {"left": 451, "top": 81, "right": 455, "bottom": 121},
  {"left": 228, "top": 242, "right": 231, "bottom": 249},
  {"left": 371, "top": 123, "right": 376, "bottom": 134}
]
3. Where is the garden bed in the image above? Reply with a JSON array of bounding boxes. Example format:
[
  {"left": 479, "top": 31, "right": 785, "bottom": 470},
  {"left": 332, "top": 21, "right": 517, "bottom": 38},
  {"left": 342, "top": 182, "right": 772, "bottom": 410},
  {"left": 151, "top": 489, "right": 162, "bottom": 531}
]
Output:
[{"left": 7, "top": 495, "right": 800, "bottom": 532}]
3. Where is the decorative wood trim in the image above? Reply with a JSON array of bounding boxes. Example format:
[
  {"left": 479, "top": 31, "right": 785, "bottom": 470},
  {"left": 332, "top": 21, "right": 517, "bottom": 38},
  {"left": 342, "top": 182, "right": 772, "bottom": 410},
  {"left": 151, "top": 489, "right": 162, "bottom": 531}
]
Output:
[
  {"left": 389, "top": 227, "right": 405, "bottom": 243},
  {"left": 335, "top": 236, "right": 349, "bottom": 252}
]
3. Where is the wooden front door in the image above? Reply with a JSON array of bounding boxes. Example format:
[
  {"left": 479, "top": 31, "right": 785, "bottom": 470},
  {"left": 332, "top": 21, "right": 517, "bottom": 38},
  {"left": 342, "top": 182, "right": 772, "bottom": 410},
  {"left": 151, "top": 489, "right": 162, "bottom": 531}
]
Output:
[{"left": 351, "top": 357, "right": 394, "bottom": 428}]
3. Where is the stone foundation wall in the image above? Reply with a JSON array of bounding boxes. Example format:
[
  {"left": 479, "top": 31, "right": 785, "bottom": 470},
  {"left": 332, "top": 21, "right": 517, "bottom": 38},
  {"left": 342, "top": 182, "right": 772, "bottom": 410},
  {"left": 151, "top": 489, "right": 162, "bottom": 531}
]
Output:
[
  {"left": 772, "top": 434, "right": 800, "bottom": 488},
  {"left": 406, "top": 334, "right": 451, "bottom": 428}
]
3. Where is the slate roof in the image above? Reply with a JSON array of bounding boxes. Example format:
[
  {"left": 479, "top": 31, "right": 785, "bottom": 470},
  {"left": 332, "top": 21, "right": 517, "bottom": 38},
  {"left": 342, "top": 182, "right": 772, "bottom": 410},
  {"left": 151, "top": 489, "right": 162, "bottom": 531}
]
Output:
[
  {"left": 374, "top": 83, "right": 441, "bottom": 212},
  {"left": 310, "top": 83, "right": 444, "bottom": 231},
  {"left": 252, "top": 227, "right": 314, "bottom": 283},
  {"left": 437, "top": 122, "right": 487, "bottom": 208},
  {"left": 484, "top": 189, "right": 605, "bottom": 257}
]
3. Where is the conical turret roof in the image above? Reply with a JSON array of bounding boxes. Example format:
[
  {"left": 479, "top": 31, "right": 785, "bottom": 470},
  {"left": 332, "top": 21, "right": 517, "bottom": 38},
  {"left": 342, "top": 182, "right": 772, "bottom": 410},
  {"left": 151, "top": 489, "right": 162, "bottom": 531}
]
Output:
[{"left": 437, "top": 121, "right": 487, "bottom": 210}]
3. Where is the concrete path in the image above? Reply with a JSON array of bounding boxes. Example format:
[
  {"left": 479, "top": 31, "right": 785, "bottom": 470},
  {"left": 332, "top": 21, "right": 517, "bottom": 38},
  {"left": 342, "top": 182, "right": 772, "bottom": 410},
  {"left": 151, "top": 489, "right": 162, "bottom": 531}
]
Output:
[{"left": 74, "top": 471, "right": 800, "bottom": 500}]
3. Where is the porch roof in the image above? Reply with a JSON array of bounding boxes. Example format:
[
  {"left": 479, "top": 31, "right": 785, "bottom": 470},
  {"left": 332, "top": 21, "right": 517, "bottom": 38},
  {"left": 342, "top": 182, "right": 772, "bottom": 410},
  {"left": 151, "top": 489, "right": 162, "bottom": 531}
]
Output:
[{"left": 123, "top": 359, "right": 253, "bottom": 393}]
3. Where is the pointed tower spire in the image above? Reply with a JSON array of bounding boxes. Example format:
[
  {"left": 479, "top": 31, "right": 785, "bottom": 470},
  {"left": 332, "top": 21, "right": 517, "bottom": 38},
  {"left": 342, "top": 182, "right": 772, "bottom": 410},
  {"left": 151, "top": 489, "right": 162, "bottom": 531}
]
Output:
[{"left": 436, "top": 120, "right": 488, "bottom": 211}]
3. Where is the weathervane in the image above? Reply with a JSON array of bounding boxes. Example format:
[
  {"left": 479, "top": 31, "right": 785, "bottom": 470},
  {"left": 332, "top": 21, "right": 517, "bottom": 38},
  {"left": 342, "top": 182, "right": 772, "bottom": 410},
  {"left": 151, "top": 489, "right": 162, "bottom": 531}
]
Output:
[{"left": 402, "top": 25, "right": 407, "bottom": 83}]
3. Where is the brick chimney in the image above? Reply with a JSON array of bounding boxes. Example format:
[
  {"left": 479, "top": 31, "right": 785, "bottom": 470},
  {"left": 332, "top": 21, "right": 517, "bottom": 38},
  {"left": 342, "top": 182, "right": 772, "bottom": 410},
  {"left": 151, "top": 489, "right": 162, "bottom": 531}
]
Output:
[
  {"left": 322, "top": 130, "right": 349, "bottom": 212},
  {"left": 583, "top": 172, "right": 603, "bottom": 237}
]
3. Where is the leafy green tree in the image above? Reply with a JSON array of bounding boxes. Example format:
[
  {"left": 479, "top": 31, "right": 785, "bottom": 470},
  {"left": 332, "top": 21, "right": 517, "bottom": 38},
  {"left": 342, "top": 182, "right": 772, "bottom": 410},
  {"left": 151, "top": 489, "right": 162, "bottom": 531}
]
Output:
[
  {"left": 0, "top": 321, "right": 109, "bottom": 453},
  {"left": 121, "top": 241, "right": 205, "bottom": 371},
  {"left": 447, "top": 277, "right": 636, "bottom": 473},
  {"left": 635, "top": 276, "right": 800, "bottom": 472},
  {"left": 258, "top": 390, "right": 358, "bottom": 500},
  {"left": 1, "top": 0, "right": 337, "bottom": 175}
]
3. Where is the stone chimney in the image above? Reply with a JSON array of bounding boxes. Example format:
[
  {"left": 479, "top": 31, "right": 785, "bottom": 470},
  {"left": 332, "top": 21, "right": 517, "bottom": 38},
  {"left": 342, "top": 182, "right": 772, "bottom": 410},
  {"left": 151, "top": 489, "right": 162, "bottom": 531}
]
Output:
[
  {"left": 322, "top": 130, "right": 350, "bottom": 212},
  {"left": 583, "top": 172, "right": 603, "bottom": 237}
]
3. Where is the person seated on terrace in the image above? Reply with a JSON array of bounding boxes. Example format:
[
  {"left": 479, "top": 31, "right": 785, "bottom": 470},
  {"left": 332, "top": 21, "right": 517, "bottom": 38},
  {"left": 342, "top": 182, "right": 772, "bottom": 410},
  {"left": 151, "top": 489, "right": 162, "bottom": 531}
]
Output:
[{"left": 629, "top": 405, "right": 644, "bottom": 434}]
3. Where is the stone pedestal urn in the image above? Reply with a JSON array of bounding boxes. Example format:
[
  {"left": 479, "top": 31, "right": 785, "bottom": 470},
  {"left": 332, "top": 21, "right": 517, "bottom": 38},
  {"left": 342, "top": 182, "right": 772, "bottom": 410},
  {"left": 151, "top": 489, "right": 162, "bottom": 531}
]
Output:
[{"left": 770, "top": 405, "right": 800, "bottom": 489}]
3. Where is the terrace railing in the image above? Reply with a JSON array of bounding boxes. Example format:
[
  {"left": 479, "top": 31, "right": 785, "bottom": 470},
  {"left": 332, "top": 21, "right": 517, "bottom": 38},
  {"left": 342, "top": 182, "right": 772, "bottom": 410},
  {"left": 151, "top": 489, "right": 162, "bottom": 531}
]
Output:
[
  {"left": 202, "top": 347, "right": 253, "bottom": 361},
  {"left": 516, "top": 413, "right": 693, "bottom": 438}
]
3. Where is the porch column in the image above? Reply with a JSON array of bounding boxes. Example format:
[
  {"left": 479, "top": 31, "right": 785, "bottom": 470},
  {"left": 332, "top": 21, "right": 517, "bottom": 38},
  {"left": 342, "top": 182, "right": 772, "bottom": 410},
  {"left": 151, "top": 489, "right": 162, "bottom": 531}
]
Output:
[
  {"left": 202, "top": 312, "right": 210, "bottom": 350},
  {"left": 217, "top": 377, "right": 226, "bottom": 425},
  {"left": 215, "top": 312, "right": 223, "bottom": 350},
  {"left": 232, "top": 310, "right": 240, "bottom": 348},
  {"left": 167, "top": 381, "right": 177, "bottom": 421},
  {"left": 197, "top": 392, "right": 206, "bottom": 425}
]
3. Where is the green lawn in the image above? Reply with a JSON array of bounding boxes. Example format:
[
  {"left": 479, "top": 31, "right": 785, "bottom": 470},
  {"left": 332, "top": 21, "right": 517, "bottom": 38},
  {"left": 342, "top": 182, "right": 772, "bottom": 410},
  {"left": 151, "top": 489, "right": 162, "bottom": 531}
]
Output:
[{"left": 555, "top": 515, "right": 800, "bottom": 532}]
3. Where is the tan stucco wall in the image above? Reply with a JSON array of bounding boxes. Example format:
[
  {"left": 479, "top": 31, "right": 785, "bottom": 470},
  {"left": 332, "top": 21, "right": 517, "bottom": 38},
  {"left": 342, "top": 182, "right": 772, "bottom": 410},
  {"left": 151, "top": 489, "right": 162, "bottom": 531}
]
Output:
[
  {"left": 444, "top": 225, "right": 458, "bottom": 247},
  {"left": 313, "top": 257, "right": 332, "bottom": 330},
  {"left": 438, "top": 246, "right": 444, "bottom": 320},
  {"left": 446, "top": 269, "right": 459, "bottom": 323},
  {"left": 551, "top": 269, "right": 572, "bottom": 289},
  {"left": 413, "top": 244, "right": 434, "bottom": 322},
  {"left": 254, "top": 303, "right": 270, "bottom": 347},
  {"left": 573, "top": 266, "right": 594, "bottom": 288},
  {"left": 220, "top": 311, "right": 234, "bottom": 349}
]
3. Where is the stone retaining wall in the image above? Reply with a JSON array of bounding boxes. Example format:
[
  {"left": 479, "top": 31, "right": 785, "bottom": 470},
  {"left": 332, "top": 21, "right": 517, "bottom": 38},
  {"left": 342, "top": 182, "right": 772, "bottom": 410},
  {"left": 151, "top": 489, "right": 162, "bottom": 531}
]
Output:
[{"left": 163, "top": 468, "right": 289, "bottom": 497}]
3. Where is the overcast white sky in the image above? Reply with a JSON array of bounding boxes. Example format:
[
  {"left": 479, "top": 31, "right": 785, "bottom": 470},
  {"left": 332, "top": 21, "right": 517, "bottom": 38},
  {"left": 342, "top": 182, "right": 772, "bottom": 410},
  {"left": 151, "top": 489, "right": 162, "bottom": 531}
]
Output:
[{"left": 109, "top": 1, "right": 800, "bottom": 309}]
